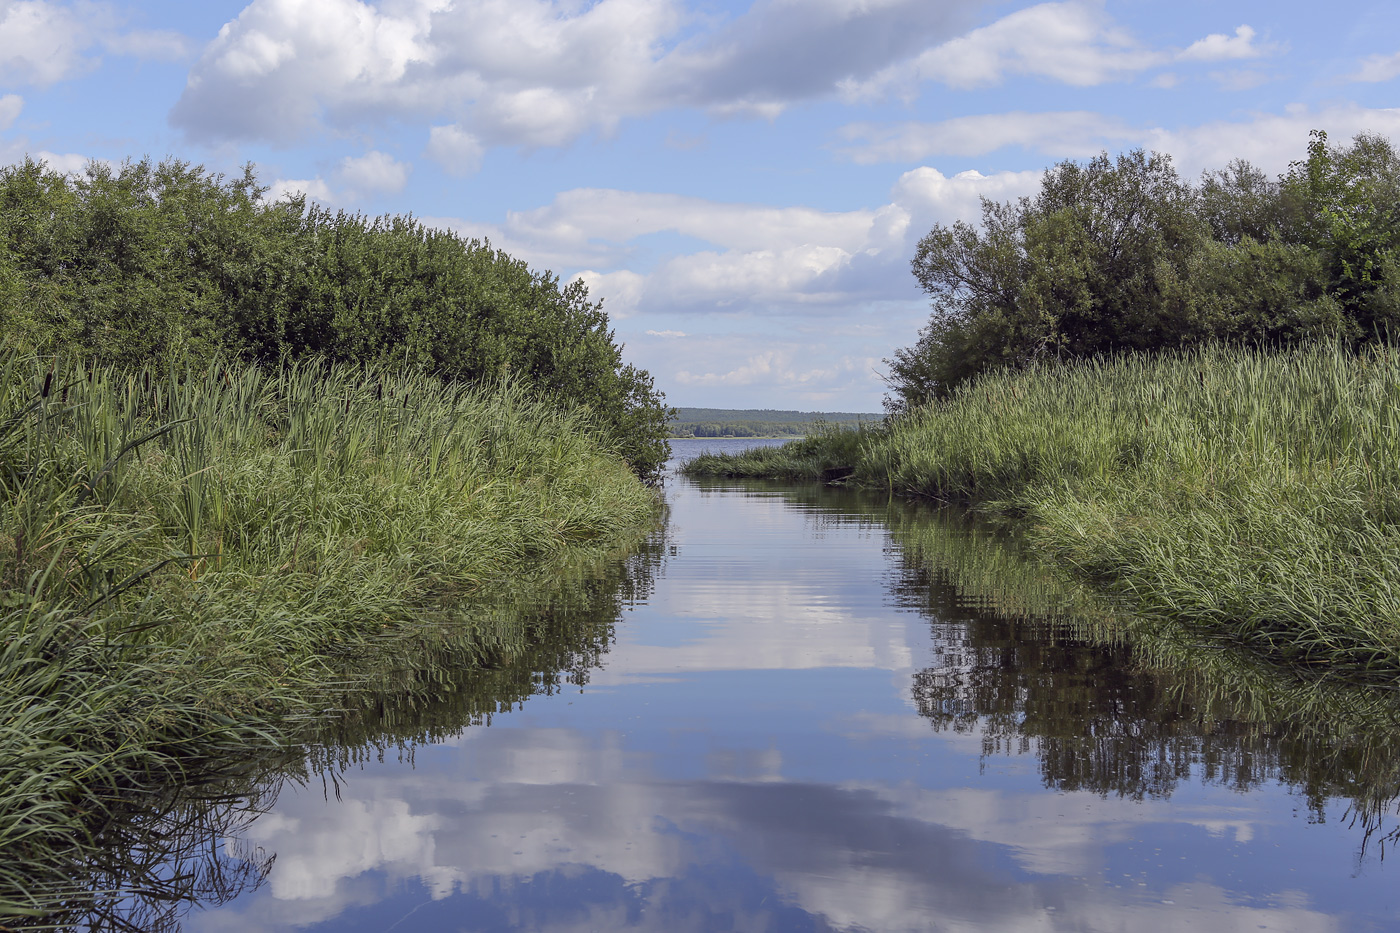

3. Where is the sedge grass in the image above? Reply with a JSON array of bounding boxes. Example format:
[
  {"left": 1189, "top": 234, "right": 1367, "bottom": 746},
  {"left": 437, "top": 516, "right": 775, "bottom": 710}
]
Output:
[{"left": 0, "top": 345, "right": 658, "bottom": 922}]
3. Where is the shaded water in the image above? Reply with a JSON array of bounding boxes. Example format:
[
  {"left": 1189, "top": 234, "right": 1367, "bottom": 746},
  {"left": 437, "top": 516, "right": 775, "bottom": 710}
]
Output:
[{"left": 82, "top": 439, "right": 1400, "bottom": 930}]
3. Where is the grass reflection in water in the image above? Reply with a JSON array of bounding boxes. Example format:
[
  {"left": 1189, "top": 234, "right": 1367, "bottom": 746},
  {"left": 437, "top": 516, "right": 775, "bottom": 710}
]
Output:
[
  {"left": 883, "top": 497, "right": 1400, "bottom": 857},
  {"left": 29, "top": 479, "right": 1400, "bottom": 929},
  {"left": 10, "top": 528, "right": 667, "bottom": 932}
]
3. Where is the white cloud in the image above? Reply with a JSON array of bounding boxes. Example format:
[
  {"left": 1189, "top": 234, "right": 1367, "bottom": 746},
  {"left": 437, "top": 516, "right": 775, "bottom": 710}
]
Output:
[
  {"left": 172, "top": 0, "right": 978, "bottom": 146},
  {"left": 0, "top": 0, "right": 100, "bottom": 85},
  {"left": 1144, "top": 103, "right": 1400, "bottom": 176},
  {"left": 336, "top": 150, "right": 410, "bottom": 195},
  {"left": 419, "top": 166, "right": 1033, "bottom": 330},
  {"left": 266, "top": 176, "right": 334, "bottom": 203},
  {"left": 1348, "top": 51, "right": 1400, "bottom": 84},
  {"left": 1178, "top": 25, "right": 1269, "bottom": 63},
  {"left": 673, "top": 350, "right": 879, "bottom": 394},
  {"left": 844, "top": 1, "right": 1162, "bottom": 98},
  {"left": 644, "top": 329, "right": 687, "bottom": 338},
  {"left": 577, "top": 269, "right": 645, "bottom": 319},
  {"left": 836, "top": 104, "right": 1400, "bottom": 178},
  {"left": 424, "top": 124, "right": 484, "bottom": 176},
  {"left": 191, "top": 730, "right": 1342, "bottom": 933},
  {"left": 838, "top": 111, "right": 1137, "bottom": 162},
  {"left": 0, "top": 94, "right": 22, "bottom": 131},
  {"left": 0, "top": 1, "right": 194, "bottom": 86}
]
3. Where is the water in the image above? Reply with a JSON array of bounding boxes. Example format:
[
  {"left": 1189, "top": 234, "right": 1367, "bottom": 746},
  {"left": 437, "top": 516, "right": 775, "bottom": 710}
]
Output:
[{"left": 153, "top": 439, "right": 1400, "bottom": 929}]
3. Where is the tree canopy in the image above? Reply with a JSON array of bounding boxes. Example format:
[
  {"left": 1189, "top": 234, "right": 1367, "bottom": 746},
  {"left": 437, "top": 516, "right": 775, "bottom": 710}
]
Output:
[
  {"left": 888, "top": 131, "right": 1400, "bottom": 410},
  {"left": 0, "top": 157, "right": 671, "bottom": 479}
]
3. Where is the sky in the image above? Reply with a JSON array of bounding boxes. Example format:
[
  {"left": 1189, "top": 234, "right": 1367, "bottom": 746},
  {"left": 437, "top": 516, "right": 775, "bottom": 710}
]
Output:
[{"left": 2, "top": 0, "right": 1398, "bottom": 411}]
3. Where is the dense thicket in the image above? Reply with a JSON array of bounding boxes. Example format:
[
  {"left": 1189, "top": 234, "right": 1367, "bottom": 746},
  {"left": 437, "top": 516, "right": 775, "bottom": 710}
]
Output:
[
  {"left": 888, "top": 130, "right": 1400, "bottom": 407},
  {"left": 0, "top": 157, "right": 670, "bottom": 478}
]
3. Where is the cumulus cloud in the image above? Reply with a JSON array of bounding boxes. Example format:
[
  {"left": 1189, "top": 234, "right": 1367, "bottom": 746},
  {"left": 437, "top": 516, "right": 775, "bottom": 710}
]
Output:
[
  {"left": 0, "top": 1, "right": 193, "bottom": 86},
  {"left": 1143, "top": 103, "right": 1400, "bottom": 176},
  {"left": 424, "top": 124, "right": 484, "bottom": 176},
  {"left": 419, "top": 166, "right": 1035, "bottom": 327},
  {"left": 838, "top": 111, "right": 1137, "bottom": 163},
  {"left": 266, "top": 176, "right": 334, "bottom": 203},
  {"left": 171, "top": 0, "right": 979, "bottom": 146},
  {"left": 841, "top": 5, "right": 1281, "bottom": 100},
  {"left": 1178, "top": 25, "right": 1270, "bottom": 62},
  {"left": 0, "top": 0, "right": 102, "bottom": 84},
  {"left": 0, "top": 94, "right": 21, "bottom": 131},
  {"left": 837, "top": 103, "right": 1400, "bottom": 177},
  {"left": 843, "top": 1, "right": 1162, "bottom": 97},
  {"left": 336, "top": 150, "right": 410, "bottom": 195}
]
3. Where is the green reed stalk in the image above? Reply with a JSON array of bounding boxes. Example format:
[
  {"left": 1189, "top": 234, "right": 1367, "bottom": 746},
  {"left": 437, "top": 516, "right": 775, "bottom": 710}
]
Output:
[{"left": 0, "top": 341, "right": 659, "bottom": 922}]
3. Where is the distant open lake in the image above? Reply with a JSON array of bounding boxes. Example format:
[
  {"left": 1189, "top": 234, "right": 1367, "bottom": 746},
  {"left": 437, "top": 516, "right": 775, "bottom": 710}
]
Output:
[{"left": 145, "top": 440, "right": 1400, "bottom": 931}]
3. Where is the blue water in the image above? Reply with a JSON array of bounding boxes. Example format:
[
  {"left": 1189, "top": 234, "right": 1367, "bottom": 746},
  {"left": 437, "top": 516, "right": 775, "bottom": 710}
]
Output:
[{"left": 184, "top": 443, "right": 1400, "bottom": 933}]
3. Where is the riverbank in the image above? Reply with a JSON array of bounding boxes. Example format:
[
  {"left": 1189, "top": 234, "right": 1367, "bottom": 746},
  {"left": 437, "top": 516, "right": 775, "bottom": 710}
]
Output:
[
  {"left": 684, "top": 344, "right": 1400, "bottom": 680},
  {"left": 0, "top": 348, "right": 658, "bottom": 920}
]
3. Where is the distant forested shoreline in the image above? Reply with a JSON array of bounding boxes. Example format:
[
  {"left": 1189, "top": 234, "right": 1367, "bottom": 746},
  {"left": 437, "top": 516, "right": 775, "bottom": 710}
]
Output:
[{"left": 668, "top": 406, "right": 882, "bottom": 437}]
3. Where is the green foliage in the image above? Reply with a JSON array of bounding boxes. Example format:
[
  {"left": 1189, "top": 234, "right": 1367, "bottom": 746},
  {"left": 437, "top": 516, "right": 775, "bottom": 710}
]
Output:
[
  {"left": 673, "top": 421, "right": 808, "bottom": 437},
  {"left": 891, "top": 132, "right": 1400, "bottom": 406},
  {"left": 0, "top": 342, "right": 658, "bottom": 919},
  {"left": 681, "top": 422, "right": 883, "bottom": 481},
  {"left": 671, "top": 407, "right": 880, "bottom": 424},
  {"left": 863, "top": 344, "right": 1400, "bottom": 678},
  {"left": 0, "top": 157, "right": 671, "bottom": 479}
]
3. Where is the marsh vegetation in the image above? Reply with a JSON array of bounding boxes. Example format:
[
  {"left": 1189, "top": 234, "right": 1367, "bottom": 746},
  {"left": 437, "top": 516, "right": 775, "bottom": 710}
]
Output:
[
  {"left": 0, "top": 345, "right": 658, "bottom": 922},
  {"left": 687, "top": 130, "right": 1400, "bottom": 682}
]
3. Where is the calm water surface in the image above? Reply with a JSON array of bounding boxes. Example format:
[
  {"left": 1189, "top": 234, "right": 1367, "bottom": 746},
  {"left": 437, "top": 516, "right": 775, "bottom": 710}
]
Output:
[{"left": 179, "top": 437, "right": 1400, "bottom": 932}]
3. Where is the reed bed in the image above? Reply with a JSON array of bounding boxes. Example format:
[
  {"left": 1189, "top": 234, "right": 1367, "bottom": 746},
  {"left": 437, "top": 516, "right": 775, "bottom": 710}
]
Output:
[
  {"left": 679, "top": 421, "right": 881, "bottom": 481},
  {"left": 0, "top": 345, "right": 657, "bottom": 922},
  {"left": 864, "top": 343, "right": 1400, "bottom": 677},
  {"left": 686, "top": 344, "right": 1400, "bottom": 679}
]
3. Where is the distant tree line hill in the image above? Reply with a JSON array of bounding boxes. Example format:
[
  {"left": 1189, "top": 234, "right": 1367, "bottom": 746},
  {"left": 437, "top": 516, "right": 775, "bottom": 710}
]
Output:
[
  {"left": 668, "top": 407, "right": 882, "bottom": 437},
  {"left": 0, "top": 157, "right": 670, "bottom": 478}
]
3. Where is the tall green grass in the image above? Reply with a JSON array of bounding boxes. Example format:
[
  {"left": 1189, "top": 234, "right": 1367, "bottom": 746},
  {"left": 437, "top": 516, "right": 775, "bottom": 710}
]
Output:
[
  {"left": 0, "top": 345, "right": 658, "bottom": 922},
  {"left": 686, "top": 344, "right": 1400, "bottom": 678},
  {"left": 865, "top": 343, "right": 1400, "bottom": 677}
]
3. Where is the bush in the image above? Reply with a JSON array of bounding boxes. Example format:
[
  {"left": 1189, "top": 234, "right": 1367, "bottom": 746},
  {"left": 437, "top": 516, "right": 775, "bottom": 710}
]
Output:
[
  {"left": 889, "top": 131, "right": 1400, "bottom": 408},
  {"left": 0, "top": 157, "right": 672, "bottom": 479}
]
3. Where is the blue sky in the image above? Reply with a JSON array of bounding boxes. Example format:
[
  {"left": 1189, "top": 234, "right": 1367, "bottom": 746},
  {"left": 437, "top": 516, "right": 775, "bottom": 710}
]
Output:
[{"left": 3, "top": 0, "right": 1398, "bottom": 410}]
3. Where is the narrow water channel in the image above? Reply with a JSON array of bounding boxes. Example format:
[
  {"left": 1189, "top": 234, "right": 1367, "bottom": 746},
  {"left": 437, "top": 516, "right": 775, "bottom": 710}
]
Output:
[{"left": 166, "top": 438, "right": 1400, "bottom": 932}]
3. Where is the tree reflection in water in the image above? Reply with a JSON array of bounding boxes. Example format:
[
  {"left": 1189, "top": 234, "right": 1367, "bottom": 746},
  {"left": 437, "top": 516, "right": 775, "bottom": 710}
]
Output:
[{"left": 885, "top": 501, "right": 1400, "bottom": 857}]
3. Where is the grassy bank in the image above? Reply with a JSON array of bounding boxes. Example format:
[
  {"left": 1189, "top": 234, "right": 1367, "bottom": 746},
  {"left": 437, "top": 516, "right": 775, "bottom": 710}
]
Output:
[
  {"left": 685, "top": 344, "right": 1400, "bottom": 679},
  {"left": 679, "top": 422, "right": 880, "bottom": 481},
  {"left": 0, "top": 346, "right": 658, "bottom": 922}
]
